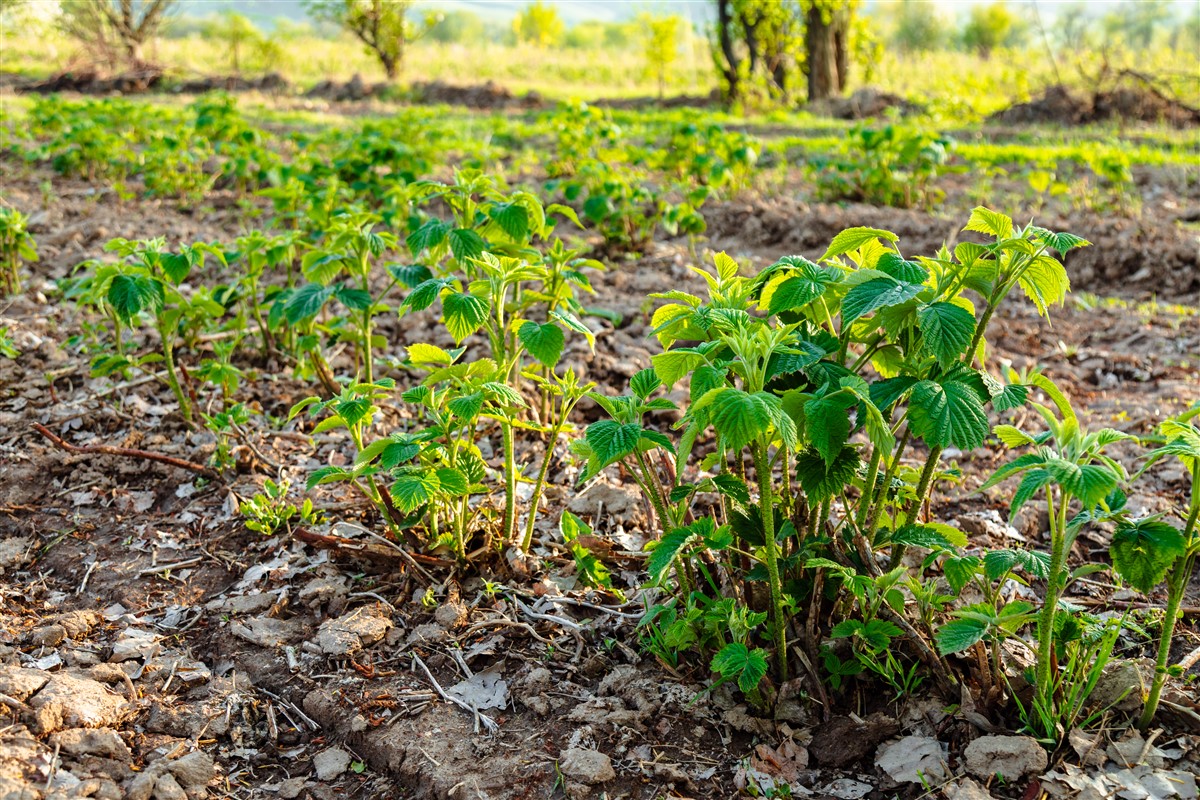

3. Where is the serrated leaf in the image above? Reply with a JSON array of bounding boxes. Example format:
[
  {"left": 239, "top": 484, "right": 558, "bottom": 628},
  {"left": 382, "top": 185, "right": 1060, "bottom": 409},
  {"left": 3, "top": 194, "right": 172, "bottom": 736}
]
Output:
[
  {"left": 710, "top": 642, "right": 768, "bottom": 694},
  {"left": 108, "top": 274, "right": 163, "bottom": 321},
  {"left": 984, "top": 548, "right": 1050, "bottom": 581},
  {"left": 918, "top": 302, "right": 976, "bottom": 367},
  {"left": 707, "top": 389, "right": 774, "bottom": 451},
  {"left": 1110, "top": 519, "right": 1185, "bottom": 593},
  {"left": 648, "top": 527, "right": 694, "bottom": 582},
  {"left": 964, "top": 207, "right": 1014, "bottom": 239},
  {"left": 841, "top": 278, "right": 924, "bottom": 324},
  {"left": 936, "top": 618, "right": 987, "bottom": 655},
  {"left": 517, "top": 321, "right": 564, "bottom": 368},
  {"left": 794, "top": 446, "right": 860, "bottom": 502},
  {"left": 442, "top": 292, "right": 489, "bottom": 343},
  {"left": 489, "top": 202, "right": 529, "bottom": 241},
  {"left": 818, "top": 227, "right": 899, "bottom": 262},
  {"left": 448, "top": 228, "right": 486, "bottom": 263},
  {"left": 284, "top": 282, "right": 335, "bottom": 323},
  {"left": 586, "top": 420, "right": 642, "bottom": 466},
  {"left": 804, "top": 392, "right": 855, "bottom": 466},
  {"left": 390, "top": 470, "right": 440, "bottom": 512},
  {"left": 909, "top": 378, "right": 989, "bottom": 450}
]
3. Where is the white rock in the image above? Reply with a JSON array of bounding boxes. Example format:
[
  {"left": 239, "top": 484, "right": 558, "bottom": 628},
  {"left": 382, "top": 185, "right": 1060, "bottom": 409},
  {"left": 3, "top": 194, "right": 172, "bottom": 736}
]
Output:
[
  {"left": 876, "top": 735, "right": 949, "bottom": 783},
  {"left": 312, "top": 747, "right": 351, "bottom": 781},
  {"left": 964, "top": 735, "right": 1048, "bottom": 780},
  {"left": 559, "top": 748, "right": 616, "bottom": 784}
]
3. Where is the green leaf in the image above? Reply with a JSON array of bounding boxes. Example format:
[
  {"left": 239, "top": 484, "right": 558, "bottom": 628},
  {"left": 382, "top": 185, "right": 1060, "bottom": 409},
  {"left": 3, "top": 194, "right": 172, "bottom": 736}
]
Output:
[
  {"left": 442, "top": 292, "right": 489, "bottom": 343},
  {"left": 1110, "top": 519, "right": 1185, "bottom": 593},
  {"left": 489, "top": 202, "right": 529, "bottom": 241},
  {"left": 284, "top": 282, "right": 335, "bottom": 323},
  {"left": 390, "top": 470, "right": 441, "bottom": 512},
  {"left": 434, "top": 467, "right": 469, "bottom": 497},
  {"left": 908, "top": 378, "right": 989, "bottom": 450},
  {"left": 517, "top": 321, "right": 564, "bottom": 368},
  {"left": 876, "top": 252, "right": 929, "bottom": 284},
  {"left": 794, "top": 446, "right": 861, "bottom": 502},
  {"left": 710, "top": 642, "right": 768, "bottom": 694},
  {"left": 406, "top": 218, "right": 450, "bottom": 255},
  {"left": 712, "top": 473, "right": 751, "bottom": 504},
  {"left": 448, "top": 391, "right": 484, "bottom": 420},
  {"left": 943, "top": 555, "right": 980, "bottom": 594},
  {"left": 984, "top": 549, "right": 1050, "bottom": 581},
  {"left": 630, "top": 368, "right": 662, "bottom": 400},
  {"left": 936, "top": 617, "right": 987, "bottom": 655},
  {"left": 334, "top": 396, "right": 372, "bottom": 428},
  {"left": 804, "top": 392, "right": 855, "bottom": 466},
  {"left": 586, "top": 420, "right": 642, "bottom": 466},
  {"left": 818, "top": 227, "right": 899, "bottom": 262},
  {"left": 918, "top": 302, "right": 976, "bottom": 367},
  {"left": 651, "top": 350, "right": 705, "bottom": 388},
  {"left": 767, "top": 269, "right": 836, "bottom": 314},
  {"left": 706, "top": 389, "right": 774, "bottom": 451},
  {"left": 159, "top": 252, "right": 193, "bottom": 284},
  {"left": 306, "top": 465, "right": 352, "bottom": 489},
  {"left": 448, "top": 228, "right": 486, "bottom": 263},
  {"left": 386, "top": 263, "right": 433, "bottom": 288},
  {"left": 891, "top": 524, "right": 964, "bottom": 551},
  {"left": 107, "top": 274, "right": 163, "bottom": 322},
  {"left": 648, "top": 526, "right": 694, "bottom": 582},
  {"left": 964, "top": 207, "right": 1014, "bottom": 239},
  {"left": 841, "top": 278, "right": 924, "bottom": 324},
  {"left": 1018, "top": 256, "right": 1070, "bottom": 316}
]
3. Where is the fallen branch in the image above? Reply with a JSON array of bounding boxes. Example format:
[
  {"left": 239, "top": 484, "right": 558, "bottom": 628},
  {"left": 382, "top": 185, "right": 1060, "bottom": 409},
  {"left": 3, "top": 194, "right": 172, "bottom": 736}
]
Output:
[
  {"left": 293, "top": 528, "right": 449, "bottom": 579},
  {"left": 32, "top": 423, "right": 218, "bottom": 478}
]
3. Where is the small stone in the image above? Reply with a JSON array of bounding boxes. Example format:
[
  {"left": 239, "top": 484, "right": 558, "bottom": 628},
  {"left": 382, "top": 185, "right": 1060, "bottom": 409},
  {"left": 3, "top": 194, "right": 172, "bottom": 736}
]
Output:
[
  {"left": 278, "top": 777, "right": 307, "bottom": 799},
  {"left": 49, "top": 727, "right": 130, "bottom": 759},
  {"left": 876, "top": 735, "right": 949, "bottom": 783},
  {"left": 52, "top": 610, "right": 101, "bottom": 639},
  {"left": 1107, "top": 731, "right": 1166, "bottom": 769},
  {"left": 963, "top": 735, "right": 1048, "bottom": 780},
  {"left": 810, "top": 713, "right": 900, "bottom": 768},
  {"left": 1013, "top": 502, "right": 1050, "bottom": 539},
  {"left": 109, "top": 628, "right": 161, "bottom": 663},
  {"left": 230, "top": 617, "right": 307, "bottom": 648},
  {"left": 313, "top": 747, "right": 351, "bottom": 781},
  {"left": 944, "top": 777, "right": 994, "bottom": 800},
  {"left": 29, "top": 624, "right": 66, "bottom": 646},
  {"left": 0, "top": 666, "right": 49, "bottom": 700},
  {"left": 153, "top": 771, "right": 187, "bottom": 800},
  {"left": 28, "top": 673, "right": 127, "bottom": 733},
  {"left": 166, "top": 751, "right": 215, "bottom": 788},
  {"left": 433, "top": 601, "right": 467, "bottom": 630},
  {"left": 559, "top": 748, "right": 616, "bottom": 784},
  {"left": 314, "top": 607, "right": 391, "bottom": 656}
]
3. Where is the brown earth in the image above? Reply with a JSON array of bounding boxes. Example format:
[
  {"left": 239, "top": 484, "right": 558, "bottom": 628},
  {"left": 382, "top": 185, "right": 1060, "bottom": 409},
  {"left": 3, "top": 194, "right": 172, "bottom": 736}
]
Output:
[{"left": 1, "top": 151, "right": 1199, "bottom": 800}]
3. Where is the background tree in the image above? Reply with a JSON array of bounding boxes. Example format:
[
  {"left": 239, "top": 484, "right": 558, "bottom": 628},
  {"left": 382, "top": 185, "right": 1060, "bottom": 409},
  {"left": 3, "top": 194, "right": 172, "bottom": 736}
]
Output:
[
  {"left": 960, "top": 2, "right": 1018, "bottom": 59},
  {"left": 203, "top": 11, "right": 261, "bottom": 75},
  {"left": 639, "top": 13, "right": 682, "bottom": 98},
  {"left": 425, "top": 10, "right": 486, "bottom": 45},
  {"left": 1102, "top": 0, "right": 1171, "bottom": 49},
  {"left": 305, "top": 0, "right": 414, "bottom": 80},
  {"left": 711, "top": 0, "right": 861, "bottom": 105},
  {"left": 891, "top": 0, "right": 942, "bottom": 53},
  {"left": 512, "top": 1, "right": 564, "bottom": 48},
  {"left": 59, "top": 0, "right": 178, "bottom": 69}
]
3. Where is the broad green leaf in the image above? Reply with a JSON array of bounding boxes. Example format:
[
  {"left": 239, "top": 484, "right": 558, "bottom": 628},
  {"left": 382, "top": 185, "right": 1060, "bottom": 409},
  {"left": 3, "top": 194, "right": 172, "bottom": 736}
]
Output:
[
  {"left": 706, "top": 389, "right": 774, "bottom": 451},
  {"left": 442, "top": 292, "right": 489, "bottom": 343},
  {"left": 586, "top": 420, "right": 642, "bottom": 466},
  {"left": 964, "top": 207, "right": 1014, "bottom": 239},
  {"left": 107, "top": 274, "right": 163, "bottom": 321},
  {"left": 804, "top": 392, "right": 856, "bottom": 466},
  {"left": 918, "top": 302, "right": 976, "bottom": 367},
  {"left": 794, "top": 446, "right": 861, "bottom": 502},
  {"left": 841, "top": 278, "right": 923, "bottom": 324},
  {"left": 390, "top": 470, "right": 440, "bottom": 512},
  {"left": 936, "top": 617, "right": 987, "bottom": 655},
  {"left": 908, "top": 378, "right": 989, "bottom": 450},
  {"left": 448, "top": 228, "right": 486, "bottom": 263},
  {"left": 1018, "top": 256, "right": 1070, "bottom": 317},
  {"left": 517, "top": 321, "right": 564, "bottom": 368},
  {"left": 284, "top": 282, "right": 335, "bottom": 323},
  {"left": 818, "top": 227, "right": 899, "bottom": 262},
  {"left": 710, "top": 642, "right": 768, "bottom": 694},
  {"left": 630, "top": 368, "right": 662, "bottom": 400},
  {"left": 489, "top": 202, "right": 529, "bottom": 241},
  {"left": 1110, "top": 519, "right": 1185, "bottom": 593},
  {"left": 648, "top": 527, "right": 694, "bottom": 582},
  {"left": 407, "top": 342, "right": 453, "bottom": 366},
  {"left": 984, "top": 548, "right": 1050, "bottom": 581}
]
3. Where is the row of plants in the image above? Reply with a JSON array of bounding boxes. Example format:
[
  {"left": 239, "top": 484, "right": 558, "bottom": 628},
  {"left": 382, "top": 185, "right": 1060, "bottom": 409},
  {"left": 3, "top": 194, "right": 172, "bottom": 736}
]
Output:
[
  {"left": 4, "top": 95, "right": 1154, "bottom": 251},
  {"left": 572, "top": 208, "right": 1196, "bottom": 741}
]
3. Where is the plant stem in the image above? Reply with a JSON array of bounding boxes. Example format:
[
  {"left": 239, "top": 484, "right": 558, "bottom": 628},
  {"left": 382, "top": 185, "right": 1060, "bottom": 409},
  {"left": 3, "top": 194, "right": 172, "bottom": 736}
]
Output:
[
  {"left": 890, "top": 444, "right": 942, "bottom": 568},
  {"left": 502, "top": 420, "right": 517, "bottom": 545},
  {"left": 753, "top": 441, "right": 788, "bottom": 681},
  {"left": 521, "top": 409, "right": 571, "bottom": 552},
  {"left": 157, "top": 321, "right": 192, "bottom": 423},
  {"left": 1036, "top": 488, "right": 1070, "bottom": 705},
  {"left": 1140, "top": 461, "right": 1200, "bottom": 728}
]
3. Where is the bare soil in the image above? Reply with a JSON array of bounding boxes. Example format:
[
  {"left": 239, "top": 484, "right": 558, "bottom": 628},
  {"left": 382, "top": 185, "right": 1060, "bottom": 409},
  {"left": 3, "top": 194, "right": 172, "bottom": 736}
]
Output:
[{"left": 1, "top": 151, "right": 1199, "bottom": 800}]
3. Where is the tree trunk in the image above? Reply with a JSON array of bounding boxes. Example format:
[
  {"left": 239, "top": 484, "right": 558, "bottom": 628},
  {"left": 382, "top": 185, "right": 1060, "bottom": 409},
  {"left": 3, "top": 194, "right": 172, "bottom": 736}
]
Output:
[
  {"left": 715, "top": 0, "right": 740, "bottom": 103},
  {"left": 805, "top": 4, "right": 838, "bottom": 101},
  {"left": 382, "top": 53, "right": 399, "bottom": 80}
]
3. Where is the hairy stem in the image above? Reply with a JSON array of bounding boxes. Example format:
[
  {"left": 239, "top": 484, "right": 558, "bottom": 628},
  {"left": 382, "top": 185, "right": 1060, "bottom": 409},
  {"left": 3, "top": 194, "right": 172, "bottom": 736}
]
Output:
[{"left": 753, "top": 441, "right": 788, "bottom": 681}]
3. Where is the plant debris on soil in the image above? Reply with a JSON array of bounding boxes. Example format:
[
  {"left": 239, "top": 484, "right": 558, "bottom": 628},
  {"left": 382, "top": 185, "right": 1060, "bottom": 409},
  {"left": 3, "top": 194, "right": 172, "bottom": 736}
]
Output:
[
  {"left": 1, "top": 92, "right": 1199, "bottom": 800},
  {"left": 989, "top": 81, "right": 1200, "bottom": 126}
]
